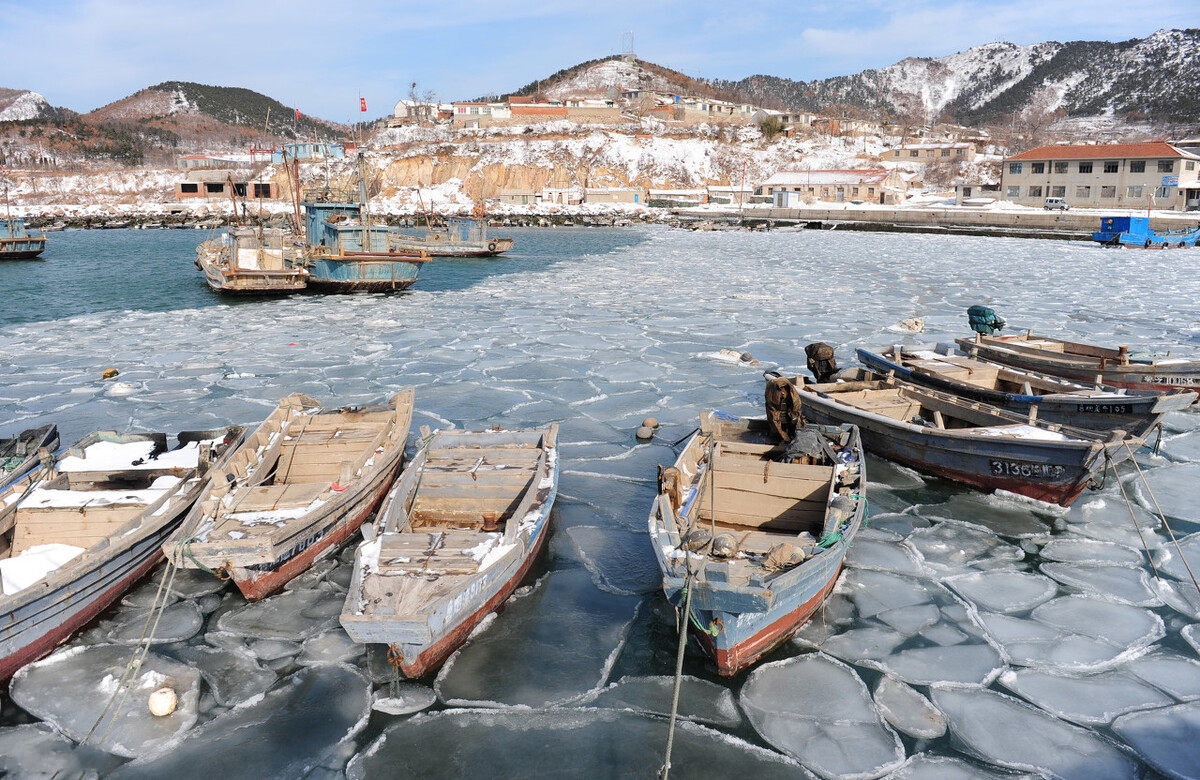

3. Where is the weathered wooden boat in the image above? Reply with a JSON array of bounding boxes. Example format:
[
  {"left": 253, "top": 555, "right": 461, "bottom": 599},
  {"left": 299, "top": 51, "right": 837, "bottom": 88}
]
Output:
[
  {"left": 782, "top": 367, "right": 1138, "bottom": 507},
  {"left": 0, "top": 425, "right": 59, "bottom": 492},
  {"left": 956, "top": 331, "right": 1200, "bottom": 394},
  {"left": 649, "top": 410, "right": 865, "bottom": 676},
  {"left": 1092, "top": 216, "right": 1200, "bottom": 248},
  {"left": 0, "top": 426, "right": 245, "bottom": 682},
  {"left": 194, "top": 226, "right": 309, "bottom": 295},
  {"left": 340, "top": 424, "right": 558, "bottom": 678},
  {"left": 857, "top": 346, "right": 1196, "bottom": 437},
  {"left": 164, "top": 390, "right": 415, "bottom": 601},
  {"left": 389, "top": 216, "right": 514, "bottom": 257},
  {"left": 0, "top": 217, "right": 47, "bottom": 260}
]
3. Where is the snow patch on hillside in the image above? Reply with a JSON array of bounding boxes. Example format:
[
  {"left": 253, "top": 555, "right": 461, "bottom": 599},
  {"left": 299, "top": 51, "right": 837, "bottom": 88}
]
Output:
[{"left": 0, "top": 91, "right": 50, "bottom": 122}]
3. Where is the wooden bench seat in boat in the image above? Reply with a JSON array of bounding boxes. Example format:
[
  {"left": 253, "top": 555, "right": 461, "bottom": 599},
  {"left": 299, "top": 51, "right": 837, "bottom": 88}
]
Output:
[
  {"left": 9, "top": 504, "right": 144, "bottom": 554},
  {"left": 406, "top": 447, "right": 540, "bottom": 529},
  {"left": 696, "top": 446, "right": 834, "bottom": 533},
  {"left": 376, "top": 530, "right": 483, "bottom": 575},
  {"left": 836, "top": 388, "right": 923, "bottom": 421},
  {"left": 226, "top": 482, "right": 328, "bottom": 513}
]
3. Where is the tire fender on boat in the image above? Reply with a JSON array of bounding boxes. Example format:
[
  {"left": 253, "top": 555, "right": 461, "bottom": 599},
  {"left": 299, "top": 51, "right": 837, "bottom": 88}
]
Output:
[{"left": 488, "top": 241, "right": 497, "bottom": 252}]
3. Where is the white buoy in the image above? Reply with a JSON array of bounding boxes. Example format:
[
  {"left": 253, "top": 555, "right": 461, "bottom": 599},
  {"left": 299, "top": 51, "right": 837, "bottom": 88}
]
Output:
[
  {"left": 148, "top": 686, "right": 178, "bottom": 717},
  {"left": 642, "top": 417, "right": 660, "bottom": 429},
  {"left": 635, "top": 426, "right": 655, "bottom": 440}
]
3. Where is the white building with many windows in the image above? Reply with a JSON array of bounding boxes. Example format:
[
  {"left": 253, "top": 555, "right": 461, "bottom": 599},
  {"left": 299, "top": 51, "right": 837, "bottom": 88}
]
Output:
[{"left": 1000, "top": 142, "right": 1200, "bottom": 211}]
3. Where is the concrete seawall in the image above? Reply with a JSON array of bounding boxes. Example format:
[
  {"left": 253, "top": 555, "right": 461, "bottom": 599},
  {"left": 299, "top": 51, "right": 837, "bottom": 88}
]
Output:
[{"left": 695, "top": 206, "right": 1200, "bottom": 241}]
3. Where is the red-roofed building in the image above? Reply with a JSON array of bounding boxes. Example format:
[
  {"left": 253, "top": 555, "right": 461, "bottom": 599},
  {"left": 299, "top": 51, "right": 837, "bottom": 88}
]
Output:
[{"left": 1000, "top": 142, "right": 1200, "bottom": 211}]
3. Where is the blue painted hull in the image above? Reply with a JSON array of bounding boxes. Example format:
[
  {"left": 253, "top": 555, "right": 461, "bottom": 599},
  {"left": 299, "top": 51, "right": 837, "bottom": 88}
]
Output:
[{"left": 304, "top": 256, "right": 422, "bottom": 293}]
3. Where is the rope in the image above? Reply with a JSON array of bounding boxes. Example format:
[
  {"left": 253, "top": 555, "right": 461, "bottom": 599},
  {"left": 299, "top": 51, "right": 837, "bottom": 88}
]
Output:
[
  {"left": 83, "top": 558, "right": 182, "bottom": 747},
  {"left": 660, "top": 567, "right": 695, "bottom": 780},
  {"left": 1119, "top": 439, "right": 1200, "bottom": 595},
  {"left": 1105, "top": 444, "right": 1161, "bottom": 581}
]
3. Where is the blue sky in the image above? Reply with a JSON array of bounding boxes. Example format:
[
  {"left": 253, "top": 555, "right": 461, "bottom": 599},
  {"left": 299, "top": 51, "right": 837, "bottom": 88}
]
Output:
[{"left": 2, "top": 0, "right": 1195, "bottom": 121}]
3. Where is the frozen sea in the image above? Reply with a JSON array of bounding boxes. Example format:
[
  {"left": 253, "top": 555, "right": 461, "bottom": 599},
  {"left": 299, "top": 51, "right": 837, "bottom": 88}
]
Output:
[{"left": 3, "top": 225, "right": 1200, "bottom": 779}]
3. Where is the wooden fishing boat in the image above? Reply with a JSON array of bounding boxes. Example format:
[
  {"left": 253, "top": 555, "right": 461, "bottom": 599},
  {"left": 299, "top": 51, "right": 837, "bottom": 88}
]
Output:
[
  {"left": 649, "top": 411, "right": 865, "bottom": 676},
  {"left": 389, "top": 216, "right": 514, "bottom": 258},
  {"left": 0, "top": 218, "right": 47, "bottom": 260},
  {"left": 194, "top": 227, "right": 309, "bottom": 295},
  {"left": 784, "top": 368, "right": 1137, "bottom": 507},
  {"left": 955, "top": 331, "right": 1200, "bottom": 394},
  {"left": 164, "top": 390, "right": 415, "bottom": 601},
  {"left": 0, "top": 425, "right": 245, "bottom": 682},
  {"left": 340, "top": 424, "right": 558, "bottom": 678},
  {"left": 0, "top": 425, "right": 59, "bottom": 492},
  {"left": 857, "top": 346, "right": 1195, "bottom": 437}
]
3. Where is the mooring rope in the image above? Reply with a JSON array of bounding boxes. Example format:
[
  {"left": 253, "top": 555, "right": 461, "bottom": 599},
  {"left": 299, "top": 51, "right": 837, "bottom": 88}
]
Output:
[
  {"left": 660, "top": 564, "right": 695, "bottom": 780},
  {"left": 1118, "top": 439, "right": 1200, "bottom": 595},
  {"left": 1105, "top": 447, "right": 1162, "bottom": 581}
]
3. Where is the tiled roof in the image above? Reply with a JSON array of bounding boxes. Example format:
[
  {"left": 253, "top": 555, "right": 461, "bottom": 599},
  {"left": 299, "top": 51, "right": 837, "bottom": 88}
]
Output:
[{"left": 1007, "top": 142, "right": 1199, "bottom": 161}]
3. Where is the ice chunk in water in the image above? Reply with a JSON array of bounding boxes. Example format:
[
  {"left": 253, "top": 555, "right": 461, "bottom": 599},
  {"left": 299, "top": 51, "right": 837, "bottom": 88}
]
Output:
[
  {"left": 887, "top": 753, "right": 1034, "bottom": 779},
  {"left": 585, "top": 675, "right": 742, "bottom": 728},
  {"left": 9, "top": 644, "right": 201, "bottom": 758},
  {"left": 740, "top": 654, "right": 905, "bottom": 778},
  {"left": 297, "top": 628, "right": 364, "bottom": 666},
  {"left": 1184, "top": 623, "right": 1200, "bottom": 655},
  {"left": 106, "top": 601, "right": 205, "bottom": 645},
  {"left": 922, "top": 494, "right": 1055, "bottom": 538},
  {"left": 874, "top": 675, "right": 946, "bottom": 739},
  {"left": 216, "top": 588, "right": 342, "bottom": 641},
  {"left": 564, "top": 525, "right": 663, "bottom": 596},
  {"left": 435, "top": 568, "right": 638, "bottom": 708},
  {"left": 931, "top": 686, "right": 1139, "bottom": 779},
  {"left": 841, "top": 569, "right": 944, "bottom": 619},
  {"left": 1111, "top": 701, "right": 1200, "bottom": 780},
  {"left": 1124, "top": 650, "right": 1200, "bottom": 701},
  {"left": 247, "top": 638, "right": 302, "bottom": 661},
  {"left": 1031, "top": 596, "right": 1164, "bottom": 648},
  {"left": 1039, "top": 562, "right": 1161, "bottom": 607},
  {"left": 109, "top": 664, "right": 371, "bottom": 779},
  {"left": 906, "top": 522, "right": 1023, "bottom": 571},
  {"left": 845, "top": 537, "right": 925, "bottom": 576},
  {"left": 1152, "top": 531, "right": 1200, "bottom": 583},
  {"left": 167, "top": 568, "right": 229, "bottom": 599},
  {"left": 1133, "top": 463, "right": 1200, "bottom": 524},
  {"left": 0, "top": 722, "right": 126, "bottom": 777},
  {"left": 346, "top": 707, "right": 804, "bottom": 779},
  {"left": 999, "top": 667, "right": 1173, "bottom": 726},
  {"left": 945, "top": 570, "right": 1058, "bottom": 614},
  {"left": 371, "top": 683, "right": 437, "bottom": 715},
  {"left": 877, "top": 603, "right": 942, "bottom": 635},
  {"left": 166, "top": 644, "right": 277, "bottom": 707},
  {"left": 1039, "top": 538, "right": 1144, "bottom": 565},
  {"left": 860, "top": 643, "right": 1003, "bottom": 686}
]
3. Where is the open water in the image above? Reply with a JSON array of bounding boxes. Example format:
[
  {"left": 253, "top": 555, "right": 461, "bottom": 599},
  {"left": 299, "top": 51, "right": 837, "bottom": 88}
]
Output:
[{"left": 2, "top": 226, "right": 1200, "bottom": 778}]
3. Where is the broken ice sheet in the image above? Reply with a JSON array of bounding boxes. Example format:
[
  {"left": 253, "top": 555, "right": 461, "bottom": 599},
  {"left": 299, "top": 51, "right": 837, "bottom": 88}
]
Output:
[
  {"left": 1111, "top": 701, "right": 1200, "bottom": 780},
  {"left": 945, "top": 570, "right": 1059, "bottom": 614},
  {"left": 1039, "top": 537, "right": 1145, "bottom": 565},
  {"left": 1131, "top": 463, "right": 1200, "bottom": 524},
  {"left": 873, "top": 675, "right": 946, "bottom": 739},
  {"left": 845, "top": 536, "right": 925, "bottom": 576},
  {"left": 166, "top": 644, "right": 277, "bottom": 707},
  {"left": 740, "top": 653, "right": 905, "bottom": 779},
  {"left": 584, "top": 674, "right": 742, "bottom": 728},
  {"left": 9, "top": 644, "right": 201, "bottom": 758},
  {"left": 1039, "top": 562, "right": 1161, "bottom": 607},
  {"left": 346, "top": 707, "right": 805, "bottom": 779},
  {"left": 920, "top": 492, "right": 1057, "bottom": 539},
  {"left": 564, "top": 524, "right": 662, "bottom": 596},
  {"left": 905, "top": 522, "right": 1024, "bottom": 572},
  {"left": 887, "top": 753, "right": 1037, "bottom": 779},
  {"left": 0, "top": 722, "right": 126, "bottom": 777},
  {"left": 109, "top": 664, "right": 371, "bottom": 780},
  {"left": 372, "top": 683, "right": 437, "bottom": 715},
  {"left": 931, "top": 686, "right": 1139, "bottom": 780},
  {"left": 815, "top": 625, "right": 908, "bottom": 662},
  {"left": 1151, "top": 530, "right": 1200, "bottom": 583},
  {"left": 998, "top": 667, "right": 1173, "bottom": 726},
  {"left": 216, "top": 588, "right": 342, "bottom": 641},
  {"left": 106, "top": 601, "right": 205, "bottom": 645},
  {"left": 1031, "top": 596, "right": 1164, "bottom": 648},
  {"left": 859, "top": 643, "right": 1004, "bottom": 687},
  {"left": 840, "top": 569, "right": 947, "bottom": 620},
  {"left": 435, "top": 568, "right": 639, "bottom": 708},
  {"left": 297, "top": 627, "right": 364, "bottom": 666},
  {"left": 1124, "top": 650, "right": 1200, "bottom": 701}
]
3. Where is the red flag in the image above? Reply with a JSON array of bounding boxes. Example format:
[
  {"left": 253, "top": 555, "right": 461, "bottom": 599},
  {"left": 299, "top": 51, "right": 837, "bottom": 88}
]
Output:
[
  {"left": 295, "top": 108, "right": 301, "bottom": 121},
  {"left": 360, "top": 97, "right": 367, "bottom": 112}
]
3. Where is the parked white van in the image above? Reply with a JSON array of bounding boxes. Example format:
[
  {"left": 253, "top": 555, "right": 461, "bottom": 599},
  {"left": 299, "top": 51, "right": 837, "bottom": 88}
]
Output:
[{"left": 1043, "top": 197, "right": 1070, "bottom": 211}]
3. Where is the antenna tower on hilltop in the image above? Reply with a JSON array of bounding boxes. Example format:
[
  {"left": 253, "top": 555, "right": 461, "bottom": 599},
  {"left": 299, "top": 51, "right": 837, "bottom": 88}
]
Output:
[{"left": 622, "top": 31, "right": 636, "bottom": 62}]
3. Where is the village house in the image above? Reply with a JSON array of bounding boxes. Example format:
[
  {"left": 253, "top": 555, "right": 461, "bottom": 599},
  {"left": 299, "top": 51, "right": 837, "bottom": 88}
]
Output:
[
  {"left": 584, "top": 187, "right": 644, "bottom": 204},
  {"left": 759, "top": 169, "right": 907, "bottom": 206},
  {"left": 999, "top": 141, "right": 1200, "bottom": 211},
  {"left": 388, "top": 99, "right": 451, "bottom": 126},
  {"left": 174, "top": 169, "right": 279, "bottom": 201},
  {"left": 889, "top": 142, "right": 976, "bottom": 163}
]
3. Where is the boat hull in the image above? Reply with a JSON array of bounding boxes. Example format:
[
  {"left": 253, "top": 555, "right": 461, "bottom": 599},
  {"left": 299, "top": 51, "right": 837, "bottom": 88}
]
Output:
[
  {"left": 856, "top": 348, "right": 1193, "bottom": 437},
  {"left": 956, "top": 335, "right": 1200, "bottom": 393},
  {"left": 0, "top": 425, "right": 59, "bottom": 492},
  {"left": 304, "top": 255, "right": 422, "bottom": 292}
]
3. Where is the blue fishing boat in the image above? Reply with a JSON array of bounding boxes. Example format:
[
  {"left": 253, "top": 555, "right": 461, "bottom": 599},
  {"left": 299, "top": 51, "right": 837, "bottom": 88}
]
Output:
[
  {"left": 0, "top": 218, "right": 47, "bottom": 260},
  {"left": 1092, "top": 216, "right": 1199, "bottom": 248},
  {"left": 649, "top": 409, "right": 865, "bottom": 676}
]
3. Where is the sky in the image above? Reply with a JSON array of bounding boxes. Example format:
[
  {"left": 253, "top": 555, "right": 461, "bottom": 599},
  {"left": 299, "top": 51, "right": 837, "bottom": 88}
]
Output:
[{"left": 1, "top": 0, "right": 1196, "bottom": 122}]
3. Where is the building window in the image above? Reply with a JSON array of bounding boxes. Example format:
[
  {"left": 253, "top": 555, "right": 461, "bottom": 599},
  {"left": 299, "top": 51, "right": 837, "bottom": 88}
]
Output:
[
  {"left": 1078, "top": 162, "right": 1093, "bottom": 174},
  {"left": 1029, "top": 186, "right": 1043, "bottom": 197},
  {"left": 180, "top": 182, "right": 199, "bottom": 193},
  {"left": 232, "top": 183, "right": 248, "bottom": 197},
  {"left": 962, "top": 186, "right": 973, "bottom": 197},
  {"left": 1051, "top": 186, "right": 1065, "bottom": 197},
  {"left": 1008, "top": 162, "right": 1022, "bottom": 174},
  {"left": 942, "top": 149, "right": 951, "bottom": 157},
  {"left": 1130, "top": 160, "right": 1145, "bottom": 173},
  {"left": 1053, "top": 162, "right": 1068, "bottom": 174},
  {"left": 1156, "top": 186, "right": 1172, "bottom": 199},
  {"left": 1076, "top": 186, "right": 1090, "bottom": 198},
  {"left": 1158, "top": 160, "right": 1175, "bottom": 173},
  {"left": 894, "top": 150, "right": 901, "bottom": 157},
  {"left": 910, "top": 150, "right": 919, "bottom": 157},
  {"left": 867, "top": 187, "right": 875, "bottom": 195},
  {"left": 1031, "top": 162, "right": 1045, "bottom": 173},
  {"left": 1187, "top": 161, "right": 1196, "bottom": 171},
  {"left": 1007, "top": 186, "right": 1020, "bottom": 197},
  {"left": 1127, "top": 185, "right": 1143, "bottom": 198},
  {"left": 1101, "top": 185, "right": 1116, "bottom": 198},
  {"left": 956, "top": 149, "right": 964, "bottom": 156},
  {"left": 852, "top": 187, "right": 859, "bottom": 195},
  {"left": 204, "top": 182, "right": 224, "bottom": 194},
  {"left": 253, "top": 183, "right": 271, "bottom": 198},
  {"left": 469, "top": 107, "right": 479, "bottom": 114},
  {"left": 1103, "top": 161, "right": 1119, "bottom": 173}
]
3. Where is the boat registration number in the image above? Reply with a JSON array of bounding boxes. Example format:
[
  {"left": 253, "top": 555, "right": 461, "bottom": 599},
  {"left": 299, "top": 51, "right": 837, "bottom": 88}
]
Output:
[
  {"left": 1075, "top": 403, "right": 1131, "bottom": 414},
  {"left": 989, "top": 460, "right": 1066, "bottom": 479},
  {"left": 1147, "top": 375, "right": 1200, "bottom": 386}
]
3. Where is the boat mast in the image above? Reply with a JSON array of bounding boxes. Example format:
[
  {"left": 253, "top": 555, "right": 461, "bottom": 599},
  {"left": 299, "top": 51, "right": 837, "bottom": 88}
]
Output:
[{"left": 2, "top": 165, "right": 12, "bottom": 238}]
